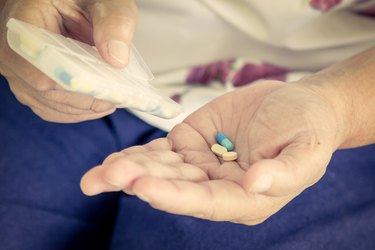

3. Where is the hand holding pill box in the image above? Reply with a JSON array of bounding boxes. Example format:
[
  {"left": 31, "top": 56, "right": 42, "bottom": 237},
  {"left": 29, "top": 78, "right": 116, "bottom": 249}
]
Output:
[
  {"left": 211, "top": 132, "right": 238, "bottom": 161},
  {"left": 6, "top": 18, "right": 183, "bottom": 119}
]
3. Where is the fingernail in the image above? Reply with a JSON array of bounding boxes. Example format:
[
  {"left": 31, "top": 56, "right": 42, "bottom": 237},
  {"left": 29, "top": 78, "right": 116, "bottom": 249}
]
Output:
[
  {"left": 249, "top": 174, "right": 273, "bottom": 194},
  {"left": 108, "top": 40, "right": 129, "bottom": 64}
]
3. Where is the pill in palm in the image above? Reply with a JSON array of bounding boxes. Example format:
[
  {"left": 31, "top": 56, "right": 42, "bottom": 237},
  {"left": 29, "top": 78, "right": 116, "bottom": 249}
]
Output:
[
  {"left": 222, "top": 151, "right": 238, "bottom": 161},
  {"left": 216, "top": 132, "right": 234, "bottom": 151},
  {"left": 211, "top": 144, "right": 228, "bottom": 157}
]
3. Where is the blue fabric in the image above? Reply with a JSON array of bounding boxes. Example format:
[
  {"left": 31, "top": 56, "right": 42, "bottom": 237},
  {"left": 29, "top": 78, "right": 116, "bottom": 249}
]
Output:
[
  {"left": 0, "top": 75, "right": 166, "bottom": 250},
  {"left": 110, "top": 145, "right": 375, "bottom": 250},
  {"left": 1, "top": 75, "right": 375, "bottom": 250}
]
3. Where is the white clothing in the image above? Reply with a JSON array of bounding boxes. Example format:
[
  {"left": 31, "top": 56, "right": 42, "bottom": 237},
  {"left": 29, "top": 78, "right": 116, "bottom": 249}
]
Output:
[{"left": 130, "top": 0, "right": 375, "bottom": 131}]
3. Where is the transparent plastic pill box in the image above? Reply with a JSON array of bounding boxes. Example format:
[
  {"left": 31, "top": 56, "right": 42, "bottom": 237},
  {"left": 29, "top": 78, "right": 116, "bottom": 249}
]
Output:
[{"left": 6, "top": 18, "right": 183, "bottom": 119}]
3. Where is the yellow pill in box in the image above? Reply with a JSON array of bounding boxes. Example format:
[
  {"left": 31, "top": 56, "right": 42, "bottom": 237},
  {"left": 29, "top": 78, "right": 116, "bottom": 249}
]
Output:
[
  {"left": 69, "top": 78, "right": 97, "bottom": 93},
  {"left": 19, "top": 33, "right": 42, "bottom": 58}
]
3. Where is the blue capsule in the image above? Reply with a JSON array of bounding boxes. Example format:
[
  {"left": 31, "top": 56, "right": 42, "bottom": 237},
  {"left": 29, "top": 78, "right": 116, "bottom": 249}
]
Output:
[
  {"left": 54, "top": 67, "right": 72, "bottom": 86},
  {"left": 216, "top": 132, "right": 234, "bottom": 151}
]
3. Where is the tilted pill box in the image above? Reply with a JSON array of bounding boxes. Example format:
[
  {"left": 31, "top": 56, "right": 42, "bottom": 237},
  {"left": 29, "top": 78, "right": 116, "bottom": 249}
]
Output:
[{"left": 6, "top": 18, "right": 183, "bottom": 119}]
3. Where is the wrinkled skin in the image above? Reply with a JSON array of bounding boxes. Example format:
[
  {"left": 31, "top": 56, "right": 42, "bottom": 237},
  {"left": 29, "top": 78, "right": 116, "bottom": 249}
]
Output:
[{"left": 81, "top": 80, "right": 342, "bottom": 225}]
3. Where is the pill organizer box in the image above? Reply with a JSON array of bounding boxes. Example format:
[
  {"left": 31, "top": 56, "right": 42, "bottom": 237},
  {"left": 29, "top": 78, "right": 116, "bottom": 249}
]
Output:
[{"left": 6, "top": 18, "right": 183, "bottom": 119}]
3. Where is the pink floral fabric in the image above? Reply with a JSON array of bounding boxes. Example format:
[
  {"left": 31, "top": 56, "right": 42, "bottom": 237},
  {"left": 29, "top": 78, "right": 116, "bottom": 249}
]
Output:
[
  {"left": 186, "top": 60, "right": 234, "bottom": 86},
  {"left": 186, "top": 60, "right": 288, "bottom": 88},
  {"left": 232, "top": 63, "right": 288, "bottom": 87},
  {"left": 310, "top": 0, "right": 342, "bottom": 12},
  {"left": 310, "top": 0, "right": 375, "bottom": 14}
]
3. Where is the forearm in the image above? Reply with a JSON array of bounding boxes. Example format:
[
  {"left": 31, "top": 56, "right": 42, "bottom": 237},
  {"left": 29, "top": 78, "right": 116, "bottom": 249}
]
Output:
[{"left": 303, "top": 46, "right": 375, "bottom": 149}]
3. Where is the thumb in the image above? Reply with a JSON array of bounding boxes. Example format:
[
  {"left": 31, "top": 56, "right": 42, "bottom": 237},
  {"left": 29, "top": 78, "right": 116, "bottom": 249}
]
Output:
[
  {"left": 89, "top": 0, "right": 137, "bottom": 67},
  {"left": 243, "top": 142, "right": 333, "bottom": 196}
]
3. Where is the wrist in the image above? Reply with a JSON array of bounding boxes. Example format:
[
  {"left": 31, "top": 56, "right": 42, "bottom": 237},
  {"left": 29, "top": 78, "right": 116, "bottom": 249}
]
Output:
[
  {"left": 299, "top": 46, "right": 375, "bottom": 149},
  {"left": 297, "top": 72, "right": 354, "bottom": 150}
]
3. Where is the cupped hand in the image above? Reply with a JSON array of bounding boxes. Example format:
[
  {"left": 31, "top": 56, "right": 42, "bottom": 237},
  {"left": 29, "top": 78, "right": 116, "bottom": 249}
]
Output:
[
  {"left": 0, "top": 0, "right": 137, "bottom": 122},
  {"left": 81, "top": 80, "right": 343, "bottom": 225}
]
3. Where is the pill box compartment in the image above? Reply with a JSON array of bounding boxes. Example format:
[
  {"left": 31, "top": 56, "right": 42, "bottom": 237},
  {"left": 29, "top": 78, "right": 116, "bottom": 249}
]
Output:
[{"left": 6, "top": 18, "right": 183, "bottom": 118}]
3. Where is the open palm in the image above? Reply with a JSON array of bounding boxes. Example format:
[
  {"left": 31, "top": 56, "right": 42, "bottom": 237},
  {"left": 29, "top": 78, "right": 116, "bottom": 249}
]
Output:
[{"left": 81, "top": 80, "right": 341, "bottom": 225}]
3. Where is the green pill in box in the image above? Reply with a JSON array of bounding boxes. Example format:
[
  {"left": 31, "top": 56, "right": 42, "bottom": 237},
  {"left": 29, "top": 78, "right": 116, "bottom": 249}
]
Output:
[{"left": 6, "top": 18, "right": 183, "bottom": 119}]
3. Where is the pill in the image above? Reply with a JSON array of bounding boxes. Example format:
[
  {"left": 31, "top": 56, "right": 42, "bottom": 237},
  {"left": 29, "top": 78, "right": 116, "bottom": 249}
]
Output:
[
  {"left": 106, "top": 93, "right": 123, "bottom": 104},
  {"left": 70, "top": 78, "right": 95, "bottom": 93},
  {"left": 216, "top": 132, "right": 234, "bottom": 151},
  {"left": 150, "top": 106, "right": 162, "bottom": 115},
  {"left": 19, "top": 34, "right": 41, "bottom": 58},
  {"left": 211, "top": 143, "right": 227, "bottom": 157},
  {"left": 54, "top": 68, "right": 72, "bottom": 85},
  {"left": 222, "top": 151, "right": 238, "bottom": 161}
]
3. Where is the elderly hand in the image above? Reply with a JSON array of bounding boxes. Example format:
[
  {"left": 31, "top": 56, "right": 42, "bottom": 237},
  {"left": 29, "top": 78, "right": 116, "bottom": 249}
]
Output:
[
  {"left": 80, "top": 79, "right": 345, "bottom": 225},
  {"left": 0, "top": 0, "right": 137, "bottom": 122}
]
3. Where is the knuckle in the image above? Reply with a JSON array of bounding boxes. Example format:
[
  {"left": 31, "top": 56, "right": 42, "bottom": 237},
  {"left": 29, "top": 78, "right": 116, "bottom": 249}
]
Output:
[
  {"left": 33, "top": 81, "right": 55, "bottom": 92},
  {"left": 29, "top": 73, "right": 56, "bottom": 91},
  {"left": 89, "top": 99, "right": 102, "bottom": 112},
  {"left": 102, "top": 152, "right": 126, "bottom": 165},
  {"left": 91, "top": 100, "right": 115, "bottom": 113},
  {"left": 120, "top": 146, "right": 147, "bottom": 155},
  {"left": 59, "top": 104, "right": 81, "bottom": 115},
  {"left": 40, "top": 89, "right": 63, "bottom": 101},
  {"left": 11, "top": 90, "right": 30, "bottom": 106}
]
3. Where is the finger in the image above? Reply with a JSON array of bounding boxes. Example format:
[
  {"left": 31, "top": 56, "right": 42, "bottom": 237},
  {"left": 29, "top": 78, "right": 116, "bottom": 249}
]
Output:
[
  {"left": 9, "top": 65, "right": 115, "bottom": 113},
  {"left": 41, "top": 89, "right": 115, "bottom": 112},
  {"left": 88, "top": 0, "right": 137, "bottom": 67},
  {"left": 102, "top": 151, "right": 208, "bottom": 190},
  {"left": 2, "top": 55, "right": 56, "bottom": 92},
  {"left": 30, "top": 104, "right": 115, "bottom": 123},
  {"left": 81, "top": 159, "right": 208, "bottom": 196},
  {"left": 51, "top": 0, "right": 94, "bottom": 44},
  {"left": 6, "top": 76, "right": 65, "bottom": 113},
  {"left": 8, "top": 75, "right": 115, "bottom": 116},
  {"left": 132, "top": 176, "right": 288, "bottom": 223},
  {"left": 243, "top": 142, "right": 332, "bottom": 196},
  {"left": 33, "top": 90, "right": 108, "bottom": 115},
  {"left": 80, "top": 165, "right": 123, "bottom": 196},
  {"left": 119, "top": 138, "right": 172, "bottom": 155}
]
